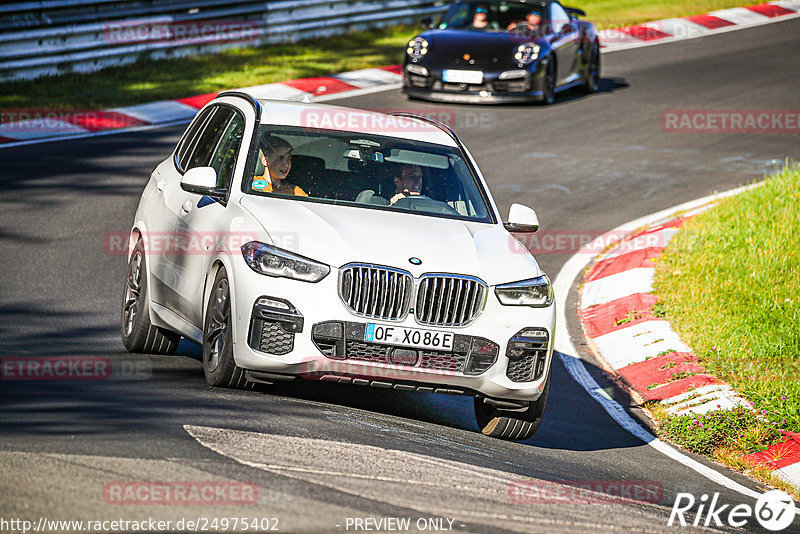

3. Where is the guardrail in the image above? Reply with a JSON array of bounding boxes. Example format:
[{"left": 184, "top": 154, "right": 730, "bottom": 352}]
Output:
[{"left": 0, "top": 0, "right": 449, "bottom": 82}]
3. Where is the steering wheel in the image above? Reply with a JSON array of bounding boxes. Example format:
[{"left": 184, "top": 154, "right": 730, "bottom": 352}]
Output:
[{"left": 392, "top": 195, "right": 461, "bottom": 215}]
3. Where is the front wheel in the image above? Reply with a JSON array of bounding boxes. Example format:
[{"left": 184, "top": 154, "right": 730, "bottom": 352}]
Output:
[
  {"left": 583, "top": 42, "right": 600, "bottom": 93},
  {"left": 203, "top": 267, "right": 249, "bottom": 388},
  {"left": 540, "top": 58, "right": 556, "bottom": 105},
  {"left": 474, "top": 369, "right": 551, "bottom": 440}
]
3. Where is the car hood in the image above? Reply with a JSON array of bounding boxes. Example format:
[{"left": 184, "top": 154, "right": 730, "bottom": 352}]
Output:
[
  {"left": 420, "top": 29, "right": 536, "bottom": 67},
  {"left": 239, "top": 196, "right": 541, "bottom": 286}
]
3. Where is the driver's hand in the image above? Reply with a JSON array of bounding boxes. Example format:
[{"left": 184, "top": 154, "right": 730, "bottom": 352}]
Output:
[{"left": 389, "top": 192, "right": 406, "bottom": 205}]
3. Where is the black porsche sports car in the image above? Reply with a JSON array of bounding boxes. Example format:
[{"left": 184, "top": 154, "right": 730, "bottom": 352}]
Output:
[{"left": 403, "top": 0, "right": 600, "bottom": 104}]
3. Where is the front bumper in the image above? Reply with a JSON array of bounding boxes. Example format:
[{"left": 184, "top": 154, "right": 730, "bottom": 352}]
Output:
[
  {"left": 230, "top": 262, "right": 556, "bottom": 402},
  {"left": 403, "top": 63, "right": 544, "bottom": 105}
]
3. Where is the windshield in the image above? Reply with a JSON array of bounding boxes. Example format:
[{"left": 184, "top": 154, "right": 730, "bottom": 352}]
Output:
[
  {"left": 439, "top": 1, "right": 546, "bottom": 33},
  {"left": 243, "top": 125, "right": 494, "bottom": 223}
]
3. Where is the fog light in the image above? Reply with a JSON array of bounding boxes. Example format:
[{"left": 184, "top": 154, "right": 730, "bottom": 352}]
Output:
[
  {"left": 507, "top": 328, "right": 548, "bottom": 359},
  {"left": 406, "top": 64, "right": 429, "bottom": 76},
  {"left": 465, "top": 337, "right": 499, "bottom": 375},
  {"left": 257, "top": 297, "right": 291, "bottom": 310},
  {"left": 499, "top": 70, "right": 527, "bottom": 80}
]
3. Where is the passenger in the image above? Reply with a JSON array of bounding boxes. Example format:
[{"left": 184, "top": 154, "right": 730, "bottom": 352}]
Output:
[
  {"left": 252, "top": 134, "right": 307, "bottom": 196},
  {"left": 389, "top": 164, "right": 424, "bottom": 205},
  {"left": 507, "top": 11, "right": 542, "bottom": 32}
]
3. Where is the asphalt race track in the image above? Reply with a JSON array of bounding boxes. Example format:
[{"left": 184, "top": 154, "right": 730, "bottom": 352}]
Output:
[{"left": 1, "top": 17, "right": 799, "bottom": 533}]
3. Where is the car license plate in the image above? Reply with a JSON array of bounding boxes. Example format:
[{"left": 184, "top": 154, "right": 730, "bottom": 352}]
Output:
[
  {"left": 365, "top": 323, "right": 454, "bottom": 351},
  {"left": 442, "top": 69, "right": 483, "bottom": 84}
]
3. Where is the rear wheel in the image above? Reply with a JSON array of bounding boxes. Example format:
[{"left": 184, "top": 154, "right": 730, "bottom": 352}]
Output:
[
  {"left": 540, "top": 58, "right": 556, "bottom": 105},
  {"left": 474, "top": 369, "right": 551, "bottom": 440},
  {"left": 584, "top": 42, "right": 600, "bottom": 93},
  {"left": 203, "top": 267, "right": 249, "bottom": 388},
  {"left": 121, "top": 239, "right": 180, "bottom": 354}
]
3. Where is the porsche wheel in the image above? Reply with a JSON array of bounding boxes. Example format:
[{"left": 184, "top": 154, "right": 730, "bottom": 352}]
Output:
[
  {"left": 541, "top": 59, "right": 556, "bottom": 105},
  {"left": 474, "top": 369, "right": 551, "bottom": 440},
  {"left": 121, "top": 239, "right": 180, "bottom": 354},
  {"left": 584, "top": 42, "right": 600, "bottom": 93},
  {"left": 203, "top": 267, "right": 249, "bottom": 388}
]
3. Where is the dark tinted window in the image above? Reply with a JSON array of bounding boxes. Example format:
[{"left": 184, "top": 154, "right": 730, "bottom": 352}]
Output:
[
  {"left": 176, "top": 107, "right": 214, "bottom": 171},
  {"left": 186, "top": 107, "right": 235, "bottom": 171},
  {"left": 208, "top": 112, "right": 245, "bottom": 190}
]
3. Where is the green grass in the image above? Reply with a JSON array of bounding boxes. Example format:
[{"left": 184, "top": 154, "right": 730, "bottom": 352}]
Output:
[
  {"left": 0, "top": 0, "right": 766, "bottom": 109},
  {"left": 660, "top": 406, "right": 782, "bottom": 456},
  {"left": 0, "top": 25, "right": 416, "bottom": 110},
  {"left": 568, "top": 0, "right": 762, "bottom": 28},
  {"left": 653, "top": 164, "right": 800, "bottom": 433}
]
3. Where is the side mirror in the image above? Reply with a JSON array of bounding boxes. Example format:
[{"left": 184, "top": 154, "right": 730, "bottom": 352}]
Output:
[
  {"left": 504, "top": 203, "right": 539, "bottom": 233},
  {"left": 561, "top": 23, "right": 574, "bottom": 33},
  {"left": 421, "top": 16, "right": 434, "bottom": 29},
  {"left": 180, "top": 167, "right": 225, "bottom": 198}
]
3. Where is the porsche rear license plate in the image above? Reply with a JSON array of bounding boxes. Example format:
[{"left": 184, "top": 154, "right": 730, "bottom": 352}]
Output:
[
  {"left": 442, "top": 69, "right": 483, "bottom": 84},
  {"left": 365, "top": 323, "right": 454, "bottom": 351}
]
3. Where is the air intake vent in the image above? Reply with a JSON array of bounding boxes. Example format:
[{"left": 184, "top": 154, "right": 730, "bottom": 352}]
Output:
[
  {"left": 415, "top": 274, "right": 487, "bottom": 326},
  {"left": 339, "top": 264, "right": 413, "bottom": 321}
]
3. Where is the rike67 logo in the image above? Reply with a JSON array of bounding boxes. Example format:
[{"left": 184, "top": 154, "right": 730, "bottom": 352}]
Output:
[{"left": 669, "top": 490, "right": 796, "bottom": 531}]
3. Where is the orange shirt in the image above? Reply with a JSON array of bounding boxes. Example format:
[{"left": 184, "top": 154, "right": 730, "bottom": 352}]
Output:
[{"left": 251, "top": 177, "right": 307, "bottom": 197}]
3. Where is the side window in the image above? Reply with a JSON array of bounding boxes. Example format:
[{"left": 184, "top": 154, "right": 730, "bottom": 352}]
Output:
[
  {"left": 185, "top": 107, "right": 235, "bottom": 171},
  {"left": 176, "top": 107, "right": 214, "bottom": 172},
  {"left": 208, "top": 112, "right": 245, "bottom": 190},
  {"left": 549, "top": 3, "right": 570, "bottom": 33}
]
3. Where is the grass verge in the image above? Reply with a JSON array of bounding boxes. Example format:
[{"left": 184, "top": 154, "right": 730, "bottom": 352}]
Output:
[
  {"left": 647, "top": 403, "right": 799, "bottom": 499},
  {"left": 648, "top": 163, "right": 800, "bottom": 494},
  {"left": 0, "top": 0, "right": 768, "bottom": 110}
]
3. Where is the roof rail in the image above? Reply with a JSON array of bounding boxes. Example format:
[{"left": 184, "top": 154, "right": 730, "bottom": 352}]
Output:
[{"left": 217, "top": 91, "right": 262, "bottom": 120}]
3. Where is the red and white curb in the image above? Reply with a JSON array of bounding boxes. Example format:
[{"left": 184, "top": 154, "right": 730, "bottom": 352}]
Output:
[
  {"left": 578, "top": 198, "right": 800, "bottom": 489},
  {"left": 0, "top": 65, "right": 403, "bottom": 147},
  {"left": 598, "top": 0, "right": 800, "bottom": 50},
  {"left": 2, "top": 1, "right": 800, "bottom": 148}
]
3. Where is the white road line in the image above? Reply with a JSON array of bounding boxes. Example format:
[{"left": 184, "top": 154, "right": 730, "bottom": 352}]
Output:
[{"left": 553, "top": 183, "right": 761, "bottom": 500}]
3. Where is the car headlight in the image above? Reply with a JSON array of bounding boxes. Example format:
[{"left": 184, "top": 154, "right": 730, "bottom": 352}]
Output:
[
  {"left": 495, "top": 275, "right": 553, "bottom": 307},
  {"left": 514, "top": 43, "right": 540, "bottom": 65},
  {"left": 407, "top": 37, "right": 429, "bottom": 59},
  {"left": 241, "top": 241, "right": 330, "bottom": 283}
]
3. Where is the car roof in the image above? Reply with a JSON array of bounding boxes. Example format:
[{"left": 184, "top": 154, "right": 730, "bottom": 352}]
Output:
[{"left": 237, "top": 97, "right": 459, "bottom": 148}]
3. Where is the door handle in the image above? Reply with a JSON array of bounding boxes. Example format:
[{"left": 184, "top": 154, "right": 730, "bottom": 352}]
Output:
[
  {"left": 181, "top": 199, "right": 193, "bottom": 214},
  {"left": 156, "top": 180, "right": 166, "bottom": 192}
]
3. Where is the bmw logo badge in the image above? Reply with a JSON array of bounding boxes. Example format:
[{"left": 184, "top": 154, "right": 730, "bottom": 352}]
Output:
[{"left": 409, "top": 257, "right": 422, "bottom": 265}]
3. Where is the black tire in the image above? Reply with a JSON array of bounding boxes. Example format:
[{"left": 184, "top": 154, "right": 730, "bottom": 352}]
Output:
[
  {"left": 540, "top": 58, "right": 556, "bottom": 105},
  {"left": 121, "top": 239, "right": 180, "bottom": 354},
  {"left": 583, "top": 41, "right": 600, "bottom": 94},
  {"left": 203, "top": 267, "right": 249, "bottom": 388},
  {"left": 474, "top": 368, "right": 551, "bottom": 440}
]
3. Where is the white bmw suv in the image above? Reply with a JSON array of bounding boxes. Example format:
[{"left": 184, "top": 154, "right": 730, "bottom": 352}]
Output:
[{"left": 121, "top": 92, "right": 555, "bottom": 440}]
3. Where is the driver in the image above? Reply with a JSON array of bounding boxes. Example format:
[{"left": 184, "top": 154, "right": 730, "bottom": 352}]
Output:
[
  {"left": 470, "top": 5, "right": 489, "bottom": 29},
  {"left": 251, "top": 134, "right": 307, "bottom": 196},
  {"left": 507, "top": 11, "right": 542, "bottom": 32},
  {"left": 389, "top": 164, "right": 423, "bottom": 205}
]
